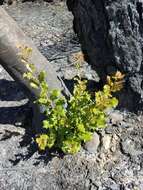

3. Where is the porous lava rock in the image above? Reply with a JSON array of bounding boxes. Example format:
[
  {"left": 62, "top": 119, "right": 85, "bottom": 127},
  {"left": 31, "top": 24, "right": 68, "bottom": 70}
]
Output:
[{"left": 67, "top": 0, "right": 143, "bottom": 111}]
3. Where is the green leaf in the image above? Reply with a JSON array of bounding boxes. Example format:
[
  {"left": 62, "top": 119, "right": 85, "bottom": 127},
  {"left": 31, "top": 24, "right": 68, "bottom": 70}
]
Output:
[
  {"left": 28, "top": 64, "right": 35, "bottom": 73},
  {"left": 111, "top": 97, "right": 118, "bottom": 107},
  {"left": 38, "top": 71, "right": 46, "bottom": 83},
  {"left": 96, "top": 114, "right": 106, "bottom": 128},
  {"left": 77, "top": 123, "right": 85, "bottom": 132},
  {"left": 62, "top": 139, "right": 81, "bottom": 154},
  {"left": 55, "top": 98, "right": 66, "bottom": 106},
  {"left": 30, "top": 82, "right": 39, "bottom": 89},
  {"left": 22, "top": 49, "right": 123, "bottom": 155},
  {"left": 46, "top": 133, "right": 56, "bottom": 148},
  {"left": 23, "top": 72, "right": 33, "bottom": 80},
  {"left": 36, "top": 134, "right": 48, "bottom": 150},
  {"left": 43, "top": 120, "right": 51, "bottom": 129},
  {"left": 50, "top": 89, "right": 61, "bottom": 100},
  {"left": 103, "top": 84, "right": 111, "bottom": 96},
  {"left": 38, "top": 98, "right": 48, "bottom": 105},
  {"left": 41, "top": 81, "right": 48, "bottom": 91},
  {"left": 78, "top": 131, "right": 92, "bottom": 142}
]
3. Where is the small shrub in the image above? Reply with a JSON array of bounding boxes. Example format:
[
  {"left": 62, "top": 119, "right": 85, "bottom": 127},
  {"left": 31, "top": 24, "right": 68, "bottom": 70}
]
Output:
[{"left": 19, "top": 46, "right": 124, "bottom": 154}]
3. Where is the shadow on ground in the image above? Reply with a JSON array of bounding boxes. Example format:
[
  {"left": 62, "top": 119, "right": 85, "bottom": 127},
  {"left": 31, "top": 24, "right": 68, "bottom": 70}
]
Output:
[
  {"left": 0, "top": 79, "right": 64, "bottom": 165},
  {"left": 0, "top": 79, "right": 26, "bottom": 101}
]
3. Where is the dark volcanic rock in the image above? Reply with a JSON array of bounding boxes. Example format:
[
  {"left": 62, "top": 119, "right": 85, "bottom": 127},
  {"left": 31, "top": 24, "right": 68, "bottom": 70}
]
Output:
[{"left": 67, "top": 0, "right": 143, "bottom": 111}]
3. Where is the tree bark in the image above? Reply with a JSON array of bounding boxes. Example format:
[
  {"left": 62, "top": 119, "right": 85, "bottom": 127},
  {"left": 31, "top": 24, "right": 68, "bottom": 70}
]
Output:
[
  {"left": 67, "top": 0, "right": 143, "bottom": 111},
  {"left": 0, "top": 7, "right": 70, "bottom": 99},
  {"left": 0, "top": 7, "right": 70, "bottom": 129}
]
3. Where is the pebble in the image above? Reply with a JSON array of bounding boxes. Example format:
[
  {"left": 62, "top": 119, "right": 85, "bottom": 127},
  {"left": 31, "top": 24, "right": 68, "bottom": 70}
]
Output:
[
  {"left": 0, "top": 66, "right": 3, "bottom": 73},
  {"left": 121, "top": 138, "right": 143, "bottom": 156},
  {"left": 110, "top": 111, "right": 124, "bottom": 125},
  {"left": 84, "top": 132, "right": 100, "bottom": 154},
  {"left": 102, "top": 135, "right": 111, "bottom": 150},
  {"left": 105, "top": 126, "right": 114, "bottom": 134}
]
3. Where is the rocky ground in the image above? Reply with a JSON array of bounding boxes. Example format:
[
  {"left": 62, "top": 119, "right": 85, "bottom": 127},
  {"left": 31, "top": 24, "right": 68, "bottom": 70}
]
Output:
[{"left": 0, "top": 1, "right": 143, "bottom": 190}]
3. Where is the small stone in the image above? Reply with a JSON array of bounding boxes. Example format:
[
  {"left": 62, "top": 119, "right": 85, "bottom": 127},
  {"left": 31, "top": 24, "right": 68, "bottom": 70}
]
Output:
[
  {"left": 109, "top": 183, "right": 121, "bottom": 190},
  {"left": 84, "top": 132, "right": 100, "bottom": 154},
  {"left": 105, "top": 126, "right": 114, "bottom": 134},
  {"left": 110, "top": 112, "right": 123, "bottom": 125},
  {"left": 90, "top": 185, "right": 98, "bottom": 190},
  {"left": 47, "top": 40, "right": 54, "bottom": 46},
  {"left": 110, "top": 146, "right": 116, "bottom": 152},
  {"left": 47, "top": 34, "right": 53, "bottom": 39},
  {"left": 0, "top": 66, "right": 3, "bottom": 73},
  {"left": 85, "top": 179, "right": 90, "bottom": 188},
  {"left": 102, "top": 135, "right": 111, "bottom": 150},
  {"left": 0, "top": 124, "right": 25, "bottom": 136},
  {"left": 40, "top": 41, "right": 47, "bottom": 47},
  {"left": 121, "top": 138, "right": 142, "bottom": 156}
]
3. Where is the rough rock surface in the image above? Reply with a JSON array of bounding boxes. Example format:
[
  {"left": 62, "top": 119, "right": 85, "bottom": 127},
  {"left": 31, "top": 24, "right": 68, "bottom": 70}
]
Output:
[
  {"left": 0, "top": 1, "right": 143, "bottom": 190},
  {"left": 67, "top": 0, "right": 143, "bottom": 111}
]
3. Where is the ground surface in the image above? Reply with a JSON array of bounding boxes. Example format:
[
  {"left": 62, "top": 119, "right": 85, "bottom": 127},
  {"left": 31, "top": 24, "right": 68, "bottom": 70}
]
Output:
[{"left": 0, "top": 1, "right": 143, "bottom": 190}]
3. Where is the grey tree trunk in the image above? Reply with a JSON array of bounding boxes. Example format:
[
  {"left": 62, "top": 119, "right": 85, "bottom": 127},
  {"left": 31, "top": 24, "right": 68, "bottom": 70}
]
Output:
[
  {"left": 0, "top": 7, "right": 70, "bottom": 129},
  {"left": 67, "top": 0, "right": 143, "bottom": 111}
]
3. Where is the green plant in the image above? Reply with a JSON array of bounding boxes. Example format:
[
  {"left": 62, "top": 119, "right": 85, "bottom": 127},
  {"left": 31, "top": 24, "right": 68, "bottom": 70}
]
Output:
[{"left": 19, "top": 46, "right": 124, "bottom": 154}]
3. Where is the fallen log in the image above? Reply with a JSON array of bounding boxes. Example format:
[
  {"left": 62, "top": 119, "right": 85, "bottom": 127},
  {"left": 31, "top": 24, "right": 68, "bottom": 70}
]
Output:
[{"left": 0, "top": 7, "right": 70, "bottom": 128}]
